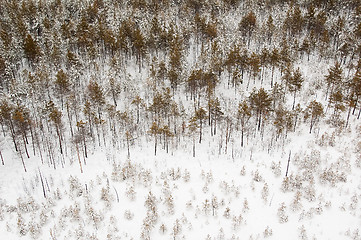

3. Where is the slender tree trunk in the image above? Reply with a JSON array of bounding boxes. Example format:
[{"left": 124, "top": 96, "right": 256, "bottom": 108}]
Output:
[
  {"left": 56, "top": 126, "right": 63, "bottom": 154},
  {"left": 19, "top": 147, "right": 27, "bottom": 172},
  {"left": 83, "top": 132, "right": 88, "bottom": 160},
  {"left": 9, "top": 120, "right": 18, "bottom": 151},
  {"left": 309, "top": 118, "right": 314, "bottom": 134},
  {"left": 258, "top": 111, "right": 262, "bottom": 132},
  {"left": 193, "top": 137, "right": 195, "bottom": 157},
  {"left": 38, "top": 168, "right": 47, "bottom": 198},
  {"left": 154, "top": 135, "right": 157, "bottom": 156},
  {"left": 0, "top": 150, "right": 4, "bottom": 165},
  {"left": 76, "top": 142, "right": 83, "bottom": 173},
  {"left": 27, "top": 124, "right": 36, "bottom": 156},
  {"left": 67, "top": 104, "right": 74, "bottom": 137},
  {"left": 241, "top": 128, "right": 244, "bottom": 147},
  {"left": 214, "top": 119, "right": 217, "bottom": 135},
  {"left": 199, "top": 121, "right": 202, "bottom": 143},
  {"left": 345, "top": 105, "right": 352, "bottom": 128},
  {"left": 352, "top": 96, "right": 358, "bottom": 115},
  {"left": 292, "top": 91, "right": 296, "bottom": 110},
  {"left": 22, "top": 134, "right": 30, "bottom": 158}
]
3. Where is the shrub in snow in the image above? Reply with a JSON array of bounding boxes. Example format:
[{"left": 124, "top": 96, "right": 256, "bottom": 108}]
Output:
[
  {"left": 28, "top": 218, "right": 41, "bottom": 239},
  {"left": 144, "top": 191, "right": 159, "bottom": 230},
  {"left": 232, "top": 214, "right": 243, "bottom": 230},
  {"left": 303, "top": 182, "right": 316, "bottom": 202},
  {"left": 240, "top": 166, "right": 246, "bottom": 176},
  {"left": 171, "top": 219, "right": 182, "bottom": 240},
  {"left": 349, "top": 194, "right": 358, "bottom": 210},
  {"left": 203, "top": 199, "right": 211, "bottom": 215},
  {"left": 350, "top": 229, "right": 360, "bottom": 240},
  {"left": 85, "top": 205, "right": 104, "bottom": 230},
  {"left": 169, "top": 168, "right": 181, "bottom": 181},
  {"left": 183, "top": 169, "right": 191, "bottom": 182},
  {"left": 186, "top": 200, "right": 193, "bottom": 210},
  {"left": 125, "top": 185, "right": 136, "bottom": 201},
  {"left": 277, "top": 202, "right": 288, "bottom": 224},
  {"left": 211, "top": 195, "right": 219, "bottom": 216},
  {"left": 202, "top": 183, "right": 209, "bottom": 193},
  {"left": 271, "top": 161, "right": 281, "bottom": 177},
  {"left": 54, "top": 187, "right": 62, "bottom": 200},
  {"left": 159, "top": 223, "right": 167, "bottom": 234},
  {"left": 281, "top": 174, "right": 302, "bottom": 192},
  {"left": 17, "top": 197, "right": 39, "bottom": 213},
  {"left": 0, "top": 202, "right": 4, "bottom": 221},
  {"left": 139, "top": 169, "right": 153, "bottom": 187},
  {"left": 17, "top": 213, "right": 27, "bottom": 236},
  {"left": 263, "top": 226, "right": 273, "bottom": 238},
  {"left": 201, "top": 170, "right": 214, "bottom": 184},
  {"left": 298, "top": 225, "right": 308, "bottom": 240},
  {"left": 112, "top": 160, "right": 137, "bottom": 182},
  {"left": 243, "top": 198, "right": 249, "bottom": 213},
  {"left": 261, "top": 183, "right": 269, "bottom": 203},
  {"left": 290, "top": 191, "right": 302, "bottom": 212},
  {"left": 164, "top": 194, "right": 175, "bottom": 215},
  {"left": 223, "top": 207, "right": 231, "bottom": 219},
  {"left": 68, "top": 176, "right": 83, "bottom": 198},
  {"left": 319, "top": 167, "right": 347, "bottom": 186},
  {"left": 218, "top": 228, "right": 225, "bottom": 240},
  {"left": 100, "top": 182, "right": 113, "bottom": 208},
  {"left": 219, "top": 181, "right": 230, "bottom": 195},
  {"left": 253, "top": 170, "right": 263, "bottom": 182},
  {"left": 315, "top": 202, "right": 323, "bottom": 215},
  {"left": 124, "top": 210, "right": 134, "bottom": 220},
  {"left": 74, "top": 224, "right": 85, "bottom": 239}
]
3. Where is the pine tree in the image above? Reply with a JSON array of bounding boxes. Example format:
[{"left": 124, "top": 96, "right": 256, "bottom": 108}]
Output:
[
  {"left": 325, "top": 62, "right": 342, "bottom": 98},
  {"left": 54, "top": 69, "right": 70, "bottom": 109},
  {"left": 193, "top": 107, "right": 207, "bottom": 143},
  {"left": 350, "top": 70, "right": 361, "bottom": 117},
  {"left": 133, "top": 28, "right": 146, "bottom": 72},
  {"left": 0, "top": 100, "right": 17, "bottom": 151},
  {"left": 149, "top": 121, "right": 159, "bottom": 156},
  {"left": 270, "top": 48, "right": 280, "bottom": 87},
  {"left": 237, "top": 101, "right": 251, "bottom": 147},
  {"left": 209, "top": 97, "right": 223, "bottom": 136},
  {"left": 249, "top": 88, "right": 272, "bottom": 131},
  {"left": 46, "top": 101, "right": 64, "bottom": 155},
  {"left": 305, "top": 100, "right": 324, "bottom": 133},
  {"left": 88, "top": 80, "right": 106, "bottom": 120},
  {"left": 285, "top": 68, "right": 304, "bottom": 110},
  {"left": 239, "top": 11, "right": 257, "bottom": 47},
  {"left": 23, "top": 34, "right": 40, "bottom": 64}
]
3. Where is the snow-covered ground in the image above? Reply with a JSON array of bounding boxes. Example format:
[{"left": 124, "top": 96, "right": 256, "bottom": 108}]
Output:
[{"left": 1, "top": 119, "right": 360, "bottom": 240}]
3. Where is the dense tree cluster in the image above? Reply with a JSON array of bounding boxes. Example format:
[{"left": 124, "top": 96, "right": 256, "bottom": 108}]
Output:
[{"left": 0, "top": 0, "right": 360, "bottom": 170}]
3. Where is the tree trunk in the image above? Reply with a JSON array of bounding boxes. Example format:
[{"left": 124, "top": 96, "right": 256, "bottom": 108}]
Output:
[
  {"left": 345, "top": 105, "right": 352, "bottom": 128},
  {"left": 56, "top": 126, "right": 63, "bottom": 154},
  {"left": 193, "top": 137, "right": 195, "bottom": 157},
  {"left": 241, "top": 128, "right": 244, "bottom": 147},
  {"left": 154, "top": 135, "right": 157, "bottom": 156},
  {"left": 0, "top": 150, "right": 4, "bottom": 165},
  {"left": 22, "top": 134, "right": 30, "bottom": 158},
  {"left": 19, "top": 147, "right": 27, "bottom": 172},
  {"left": 199, "top": 121, "right": 202, "bottom": 143},
  {"left": 76, "top": 142, "right": 83, "bottom": 173},
  {"left": 292, "top": 91, "right": 296, "bottom": 110},
  {"left": 9, "top": 120, "right": 18, "bottom": 151},
  {"left": 38, "top": 168, "right": 47, "bottom": 198}
]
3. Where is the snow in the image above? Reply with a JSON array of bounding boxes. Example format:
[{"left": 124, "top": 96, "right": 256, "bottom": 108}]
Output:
[{"left": 1, "top": 118, "right": 360, "bottom": 239}]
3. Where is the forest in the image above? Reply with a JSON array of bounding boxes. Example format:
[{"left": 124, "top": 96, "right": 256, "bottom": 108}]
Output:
[{"left": 0, "top": 0, "right": 361, "bottom": 239}]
